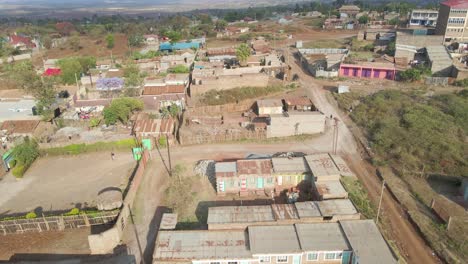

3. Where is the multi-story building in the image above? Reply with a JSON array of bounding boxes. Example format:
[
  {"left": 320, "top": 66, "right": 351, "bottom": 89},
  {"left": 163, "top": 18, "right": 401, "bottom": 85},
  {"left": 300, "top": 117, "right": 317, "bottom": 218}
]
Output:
[
  {"left": 153, "top": 219, "right": 397, "bottom": 264},
  {"left": 435, "top": 0, "right": 468, "bottom": 42},
  {"left": 409, "top": 9, "right": 439, "bottom": 27}
]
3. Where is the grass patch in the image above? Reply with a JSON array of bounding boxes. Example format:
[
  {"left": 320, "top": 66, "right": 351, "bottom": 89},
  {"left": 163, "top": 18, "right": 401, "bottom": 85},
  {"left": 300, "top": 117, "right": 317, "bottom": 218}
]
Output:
[
  {"left": 162, "top": 164, "right": 217, "bottom": 229},
  {"left": 304, "top": 17, "right": 325, "bottom": 28},
  {"left": 333, "top": 91, "right": 363, "bottom": 111},
  {"left": 341, "top": 177, "right": 376, "bottom": 219},
  {"left": 41, "top": 138, "right": 138, "bottom": 156},
  {"left": 199, "top": 84, "right": 297, "bottom": 106}
]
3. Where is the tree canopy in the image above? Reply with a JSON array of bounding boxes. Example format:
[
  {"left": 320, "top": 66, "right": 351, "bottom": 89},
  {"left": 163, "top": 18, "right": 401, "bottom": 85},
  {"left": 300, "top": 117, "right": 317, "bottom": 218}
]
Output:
[
  {"left": 103, "top": 97, "right": 144, "bottom": 125},
  {"left": 236, "top": 43, "right": 251, "bottom": 66}
]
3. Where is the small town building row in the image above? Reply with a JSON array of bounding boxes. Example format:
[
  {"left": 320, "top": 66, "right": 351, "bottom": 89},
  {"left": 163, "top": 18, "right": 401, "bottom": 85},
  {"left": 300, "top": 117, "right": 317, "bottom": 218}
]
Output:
[
  {"left": 215, "top": 153, "right": 354, "bottom": 196},
  {"left": 153, "top": 219, "right": 396, "bottom": 264},
  {"left": 207, "top": 199, "right": 360, "bottom": 230}
]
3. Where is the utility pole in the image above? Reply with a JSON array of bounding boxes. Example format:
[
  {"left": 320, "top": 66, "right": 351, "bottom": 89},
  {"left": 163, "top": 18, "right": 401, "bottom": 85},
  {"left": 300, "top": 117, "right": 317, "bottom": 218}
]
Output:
[
  {"left": 376, "top": 180, "right": 386, "bottom": 224},
  {"left": 332, "top": 118, "right": 339, "bottom": 154},
  {"left": 166, "top": 134, "right": 172, "bottom": 177},
  {"left": 74, "top": 72, "right": 79, "bottom": 90}
]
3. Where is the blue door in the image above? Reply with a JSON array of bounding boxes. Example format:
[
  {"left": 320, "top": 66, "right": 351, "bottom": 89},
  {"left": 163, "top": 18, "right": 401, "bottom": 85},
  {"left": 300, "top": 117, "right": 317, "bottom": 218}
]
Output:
[
  {"left": 293, "top": 255, "right": 301, "bottom": 264},
  {"left": 342, "top": 251, "right": 351, "bottom": 264},
  {"left": 257, "top": 177, "right": 264, "bottom": 188}
]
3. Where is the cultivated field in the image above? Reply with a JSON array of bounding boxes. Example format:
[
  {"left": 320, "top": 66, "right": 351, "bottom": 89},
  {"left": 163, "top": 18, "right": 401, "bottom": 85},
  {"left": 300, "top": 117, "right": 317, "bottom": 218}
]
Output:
[{"left": 0, "top": 151, "right": 136, "bottom": 215}]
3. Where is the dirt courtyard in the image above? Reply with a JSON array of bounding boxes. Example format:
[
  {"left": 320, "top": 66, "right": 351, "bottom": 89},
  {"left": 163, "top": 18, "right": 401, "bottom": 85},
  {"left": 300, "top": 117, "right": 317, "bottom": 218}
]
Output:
[{"left": 0, "top": 151, "right": 136, "bottom": 215}]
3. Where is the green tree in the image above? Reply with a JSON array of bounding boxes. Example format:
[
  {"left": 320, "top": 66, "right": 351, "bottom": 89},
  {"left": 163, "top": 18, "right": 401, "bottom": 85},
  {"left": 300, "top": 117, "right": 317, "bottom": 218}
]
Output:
[
  {"left": 128, "top": 34, "right": 144, "bottom": 47},
  {"left": 34, "top": 77, "right": 57, "bottom": 120},
  {"left": 236, "top": 43, "right": 251, "bottom": 66},
  {"left": 77, "top": 56, "right": 97, "bottom": 73},
  {"left": 68, "top": 35, "right": 81, "bottom": 51},
  {"left": 103, "top": 97, "right": 144, "bottom": 125},
  {"left": 166, "top": 31, "right": 182, "bottom": 44},
  {"left": 215, "top": 19, "right": 228, "bottom": 31},
  {"left": 11, "top": 137, "right": 40, "bottom": 178},
  {"left": 5, "top": 60, "right": 41, "bottom": 91},
  {"left": 106, "top": 34, "right": 115, "bottom": 49},
  {"left": 358, "top": 15, "right": 369, "bottom": 24},
  {"left": 123, "top": 63, "right": 144, "bottom": 96},
  {"left": 57, "top": 58, "right": 82, "bottom": 84}
]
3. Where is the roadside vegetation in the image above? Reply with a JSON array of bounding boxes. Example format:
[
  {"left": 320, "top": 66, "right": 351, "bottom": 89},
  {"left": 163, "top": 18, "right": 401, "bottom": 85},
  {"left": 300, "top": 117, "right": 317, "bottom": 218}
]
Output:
[
  {"left": 42, "top": 138, "right": 138, "bottom": 156},
  {"left": 199, "top": 84, "right": 297, "bottom": 105},
  {"left": 103, "top": 97, "right": 144, "bottom": 125},
  {"left": 11, "top": 138, "right": 40, "bottom": 178},
  {"left": 349, "top": 90, "right": 467, "bottom": 177},
  {"left": 340, "top": 177, "right": 376, "bottom": 219}
]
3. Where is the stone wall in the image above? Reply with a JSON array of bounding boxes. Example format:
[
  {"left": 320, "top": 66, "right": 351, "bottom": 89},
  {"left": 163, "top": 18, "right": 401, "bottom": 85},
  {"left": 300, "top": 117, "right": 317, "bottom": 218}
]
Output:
[{"left": 190, "top": 73, "right": 269, "bottom": 95}]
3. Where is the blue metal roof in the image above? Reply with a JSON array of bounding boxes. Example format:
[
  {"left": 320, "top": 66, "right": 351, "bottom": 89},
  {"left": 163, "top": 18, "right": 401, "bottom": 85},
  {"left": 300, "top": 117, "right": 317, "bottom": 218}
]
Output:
[{"left": 159, "top": 42, "right": 200, "bottom": 51}]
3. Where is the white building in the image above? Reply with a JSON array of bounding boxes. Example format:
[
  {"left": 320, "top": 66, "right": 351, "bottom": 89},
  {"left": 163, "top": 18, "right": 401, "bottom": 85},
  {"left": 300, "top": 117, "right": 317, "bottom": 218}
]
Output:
[{"left": 409, "top": 9, "right": 439, "bottom": 27}]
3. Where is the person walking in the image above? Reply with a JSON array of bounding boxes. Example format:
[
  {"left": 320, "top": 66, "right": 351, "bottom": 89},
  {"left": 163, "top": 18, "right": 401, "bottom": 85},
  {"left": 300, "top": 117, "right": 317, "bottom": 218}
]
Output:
[{"left": 111, "top": 152, "right": 115, "bottom": 160}]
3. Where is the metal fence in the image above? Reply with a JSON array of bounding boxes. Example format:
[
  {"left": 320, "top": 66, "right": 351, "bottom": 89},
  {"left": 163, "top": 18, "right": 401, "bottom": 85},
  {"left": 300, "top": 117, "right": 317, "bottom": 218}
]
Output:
[
  {"left": 425, "top": 77, "right": 449, "bottom": 86},
  {"left": 0, "top": 211, "right": 119, "bottom": 235}
]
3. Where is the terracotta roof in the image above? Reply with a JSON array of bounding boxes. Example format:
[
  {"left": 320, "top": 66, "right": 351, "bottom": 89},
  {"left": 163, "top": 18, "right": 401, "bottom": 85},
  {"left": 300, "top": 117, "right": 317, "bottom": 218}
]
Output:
[
  {"left": 441, "top": 0, "right": 468, "bottom": 8},
  {"left": 142, "top": 85, "right": 185, "bottom": 96},
  {"left": 207, "top": 48, "right": 236, "bottom": 56},
  {"left": 284, "top": 97, "right": 313, "bottom": 107},
  {"left": 0, "top": 120, "right": 40, "bottom": 134},
  {"left": 133, "top": 118, "right": 174, "bottom": 134},
  {"left": 10, "top": 35, "right": 35, "bottom": 48},
  {"left": 236, "top": 159, "right": 272, "bottom": 175}
]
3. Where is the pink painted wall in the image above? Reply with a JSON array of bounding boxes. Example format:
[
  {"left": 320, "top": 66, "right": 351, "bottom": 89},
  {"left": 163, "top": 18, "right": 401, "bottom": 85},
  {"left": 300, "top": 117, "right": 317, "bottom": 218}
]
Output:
[{"left": 339, "top": 64, "right": 395, "bottom": 80}]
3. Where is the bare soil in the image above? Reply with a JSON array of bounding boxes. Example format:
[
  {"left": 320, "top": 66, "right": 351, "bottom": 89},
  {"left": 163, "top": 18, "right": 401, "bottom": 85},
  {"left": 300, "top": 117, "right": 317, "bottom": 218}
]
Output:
[{"left": 0, "top": 151, "right": 136, "bottom": 215}]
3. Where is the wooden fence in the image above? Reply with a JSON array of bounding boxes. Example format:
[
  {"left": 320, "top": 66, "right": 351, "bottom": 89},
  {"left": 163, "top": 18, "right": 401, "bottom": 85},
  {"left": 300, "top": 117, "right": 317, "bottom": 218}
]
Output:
[{"left": 0, "top": 211, "right": 119, "bottom": 235}]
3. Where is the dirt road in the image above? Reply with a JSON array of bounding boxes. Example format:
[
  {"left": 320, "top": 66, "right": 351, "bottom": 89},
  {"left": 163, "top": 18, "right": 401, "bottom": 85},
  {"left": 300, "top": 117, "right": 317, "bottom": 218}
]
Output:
[{"left": 287, "top": 49, "right": 440, "bottom": 264}]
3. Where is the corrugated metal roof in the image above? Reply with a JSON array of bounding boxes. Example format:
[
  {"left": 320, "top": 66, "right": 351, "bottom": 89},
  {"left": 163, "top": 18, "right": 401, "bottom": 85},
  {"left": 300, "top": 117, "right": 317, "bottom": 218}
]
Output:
[
  {"left": 208, "top": 206, "right": 275, "bottom": 224},
  {"left": 248, "top": 225, "right": 301, "bottom": 254},
  {"left": 256, "top": 99, "right": 283, "bottom": 109},
  {"left": 296, "top": 223, "right": 350, "bottom": 251},
  {"left": 294, "top": 201, "right": 322, "bottom": 218},
  {"left": 317, "top": 199, "right": 357, "bottom": 216},
  {"left": 160, "top": 213, "right": 177, "bottom": 230},
  {"left": 133, "top": 118, "right": 174, "bottom": 134},
  {"left": 154, "top": 230, "right": 251, "bottom": 260},
  {"left": 340, "top": 220, "right": 397, "bottom": 264},
  {"left": 271, "top": 204, "right": 299, "bottom": 220},
  {"left": 305, "top": 153, "right": 341, "bottom": 178},
  {"left": 142, "top": 85, "right": 185, "bottom": 96},
  {"left": 283, "top": 97, "right": 313, "bottom": 107},
  {"left": 236, "top": 159, "right": 272, "bottom": 175},
  {"left": 329, "top": 154, "right": 355, "bottom": 176},
  {"left": 316, "top": 180, "right": 348, "bottom": 197},
  {"left": 215, "top": 162, "right": 237, "bottom": 178},
  {"left": 271, "top": 157, "right": 310, "bottom": 174}
]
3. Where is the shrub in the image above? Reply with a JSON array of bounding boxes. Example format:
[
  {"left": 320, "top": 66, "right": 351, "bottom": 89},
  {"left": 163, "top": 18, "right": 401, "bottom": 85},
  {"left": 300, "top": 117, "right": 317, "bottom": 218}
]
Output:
[
  {"left": 453, "top": 78, "right": 468, "bottom": 87},
  {"left": 103, "top": 97, "right": 144, "bottom": 125},
  {"left": 167, "top": 65, "right": 189, "bottom": 74},
  {"left": 158, "top": 136, "right": 167, "bottom": 147},
  {"left": 65, "top": 208, "right": 80, "bottom": 216},
  {"left": 25, "top": 212, "right": 37, "bottom": 219},
  {"left": 8, "top": 159, "right": 16, "bottom": 168},
  {"left": 12, "top": 164, "right": 26, "bottom": 178}
]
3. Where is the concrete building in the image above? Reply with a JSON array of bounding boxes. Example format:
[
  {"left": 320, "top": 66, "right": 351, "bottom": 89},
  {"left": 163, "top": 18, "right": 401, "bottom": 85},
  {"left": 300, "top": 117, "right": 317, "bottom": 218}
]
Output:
[
  {"left": 435, "top": 0, "right": 468, "bottom": 42},
  {"left": 426, "top": 45, "right": 454, "bottom": 76},
  {"left": 395, "top": 32, "right": 444, "bottom": 64},
  {"left": 298, "top": 49, "right": 348, "bottom": 78},
  {"left": 153, "top": 220, "right": 397, "bottom": 264},
  {"left": 339, "top": 62, "right": 396, "bottom": 80},
  {"left": 141, "top": 84, "right": 186, "bottom": 111},
  {"left": 283, "top": 97, "right": 315, "bottom": 112},
  {"left": 271, "top": 157, "right": 312, "bottom": 189},
  {"left": 338, "top": 5, "right": 361, "bottom": 18},
  {"left": 207, "top": 200, "right": 359, "bottom": 230},
  {"left": 409, "top": 9, "right": 439, "bottom": 27},
  {"left": 304, "top": 153, "right": 354, "bottom": 182},
  {"left": 315, "top": 180, "right": 348, "bottom": 200},
  {"left": 256, "top": 99, "right": 283, "bottom": 115},
  {"left": 267, "top": 112, "right": 326, "bottom": 138}
]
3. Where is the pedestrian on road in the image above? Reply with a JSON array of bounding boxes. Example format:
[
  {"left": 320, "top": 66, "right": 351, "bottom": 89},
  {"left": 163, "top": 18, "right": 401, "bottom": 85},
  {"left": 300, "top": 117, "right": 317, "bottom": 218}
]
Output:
[{"left": 111, "top": 152, "right": 115, "bottom": 160}]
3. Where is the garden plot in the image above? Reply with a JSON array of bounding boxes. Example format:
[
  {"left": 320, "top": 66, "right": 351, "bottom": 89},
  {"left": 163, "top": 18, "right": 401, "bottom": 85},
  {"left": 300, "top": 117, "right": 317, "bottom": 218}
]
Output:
[{"left": 0, "top": 151, "right": 136, "bottom": 215}]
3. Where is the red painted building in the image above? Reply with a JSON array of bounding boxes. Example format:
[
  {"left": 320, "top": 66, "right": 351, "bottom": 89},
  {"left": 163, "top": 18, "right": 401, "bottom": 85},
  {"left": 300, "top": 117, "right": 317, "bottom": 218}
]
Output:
[{"left": 339, "top": 62, "right": 396, "bottom": 80}]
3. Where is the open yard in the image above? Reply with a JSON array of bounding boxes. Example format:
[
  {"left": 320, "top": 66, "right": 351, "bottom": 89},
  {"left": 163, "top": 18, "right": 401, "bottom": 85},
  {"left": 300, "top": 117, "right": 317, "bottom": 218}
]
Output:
[{"left": 0, "top": 151, "right": 136, "bottom": 215}]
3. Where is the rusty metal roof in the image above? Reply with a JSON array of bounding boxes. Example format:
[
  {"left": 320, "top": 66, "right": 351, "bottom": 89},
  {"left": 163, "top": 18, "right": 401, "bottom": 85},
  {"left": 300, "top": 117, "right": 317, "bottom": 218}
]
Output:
[
  {"left": 133, "top": 118, "right": 174, "bottom": 134},
  {"left": 142, "top": 85, "right": 185, "bottom": 96},
  {"left": 283, "top": 97, "right": 313, "bottom": 107},
  {"left": 271, "top": 203, "right": 299, "bottom": 220},
  {"left": 294, "top": 201, "right": 322, "bottom": 218},
  {"left": 329, "top": 154, "right": 355, "bottom": 176},
  {"left": 236, "top": 159, "right": 272, "bottom": 175},
  {"left": 154, "top": 230, "right": 251, "bottom": 260}
]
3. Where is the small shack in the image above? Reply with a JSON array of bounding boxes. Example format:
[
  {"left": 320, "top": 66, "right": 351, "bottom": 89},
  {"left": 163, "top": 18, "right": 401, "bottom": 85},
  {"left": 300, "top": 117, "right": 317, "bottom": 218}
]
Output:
[{"left": 256, "top": 99, "right": 283, "bottom": 115}]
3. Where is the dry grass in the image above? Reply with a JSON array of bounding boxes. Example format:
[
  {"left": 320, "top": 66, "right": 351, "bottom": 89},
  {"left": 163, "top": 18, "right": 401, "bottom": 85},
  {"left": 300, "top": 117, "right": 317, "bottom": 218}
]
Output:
[{"left": 303, "top": 38, "right": 349, "bottom": 49}]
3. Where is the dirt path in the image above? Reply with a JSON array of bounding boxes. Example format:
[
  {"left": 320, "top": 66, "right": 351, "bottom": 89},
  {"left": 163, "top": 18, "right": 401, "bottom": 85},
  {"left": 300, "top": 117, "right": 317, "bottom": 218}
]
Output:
[{"left": 286, "top": 48, "right": 440, "bottom": 264}]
